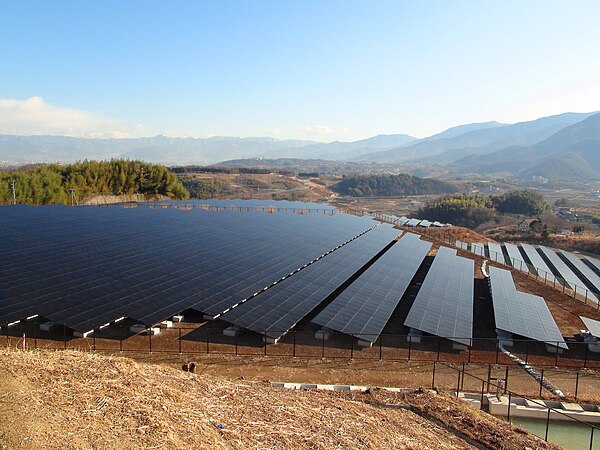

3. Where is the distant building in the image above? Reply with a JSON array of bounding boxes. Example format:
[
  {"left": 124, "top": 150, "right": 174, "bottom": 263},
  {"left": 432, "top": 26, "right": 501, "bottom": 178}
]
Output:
[{"left": 517, "top": 219, "right": 530, "bottom": 232}]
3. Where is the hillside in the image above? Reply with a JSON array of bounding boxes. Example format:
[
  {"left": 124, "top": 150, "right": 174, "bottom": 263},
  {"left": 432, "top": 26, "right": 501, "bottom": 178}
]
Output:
[
  {"left": 332, "top": 174, "right": 458, "bottom": 197},
  {"left": 263, "top": 134, "right": 417, "bottom": 160},
  {"left": 0, "top": 160, "right": 189, "bottom": 205},
  {"left": 358, "top": 112, "right": 596, "bottom": 164},
  {"left": 451, "top": 112, "right": 600, "bottom": 179},
  {"left": 0, "top": 349, "right": 556, "bottom": 449}
]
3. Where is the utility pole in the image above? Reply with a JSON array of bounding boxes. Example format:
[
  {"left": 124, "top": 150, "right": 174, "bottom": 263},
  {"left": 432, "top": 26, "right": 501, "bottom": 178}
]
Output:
[{"left": 9, "top": 180, "right": 16, "bottom": 204}]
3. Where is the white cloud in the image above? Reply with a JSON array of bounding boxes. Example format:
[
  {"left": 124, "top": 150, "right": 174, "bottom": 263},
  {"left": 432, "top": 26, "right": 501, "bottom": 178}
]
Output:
[
  {"left": 301, "top": 124, "right": 334, "bottom": 136},
  {"left": 0, "top": 96, "right": 144, "bottom": 138}
]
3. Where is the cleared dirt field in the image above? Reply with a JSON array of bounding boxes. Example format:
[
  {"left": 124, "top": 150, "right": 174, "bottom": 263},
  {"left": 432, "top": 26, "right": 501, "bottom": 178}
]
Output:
[{"left": 0, "top": 348, "right": 559, "bottom": 450}]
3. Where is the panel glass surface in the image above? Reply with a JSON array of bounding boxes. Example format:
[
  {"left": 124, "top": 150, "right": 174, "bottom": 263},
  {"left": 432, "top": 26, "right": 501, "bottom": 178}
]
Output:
[
  {"left": 312, "top": 233, "right": 432, "bottom": 342},
  {"left": 488, "top": 266, "right": 567, "bottom": 349},
  {"left": 404, "top": 247, "right": 474, "bottom": 345}
]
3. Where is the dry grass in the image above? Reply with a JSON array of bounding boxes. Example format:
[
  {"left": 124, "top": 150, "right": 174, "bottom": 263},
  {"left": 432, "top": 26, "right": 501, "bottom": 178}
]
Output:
[{"left": 0, "top": 348, "right": 484, "bottom": 450}]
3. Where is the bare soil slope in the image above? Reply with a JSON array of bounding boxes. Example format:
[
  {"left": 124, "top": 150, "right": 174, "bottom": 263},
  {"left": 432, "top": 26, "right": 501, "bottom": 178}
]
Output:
[{"left": 0, "top": 349, "right": 556, "bottom": 449}]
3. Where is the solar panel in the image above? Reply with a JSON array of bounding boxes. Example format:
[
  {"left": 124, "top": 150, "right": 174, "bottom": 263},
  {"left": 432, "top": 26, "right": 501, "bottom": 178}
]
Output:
[
  {"left": 470, "top": 243, "right": 485, "bottom": 257},
  {"left": 557, "top": 250, "right": 600, "bottom": 302},
  {"left": 405, "top": 219, "right": 421, "bottom": 227},
  {"left": 584, "top": 256, "right": 600, "bottom": 275},
  {"left": 580, "top": 316, "right": 600, "bottom": 338},
  {"left": 503, "top": 243, "right": 528, "bottom": 273},
  {"left": 218, "top": 224, "right": 401, "bottom": 340},
  {"left": 396, "top": 216, "right": 409, "bottom": 226},
  {"left": 488, "top": 266, "right": 567, "bottom": 349},
  {"left": 455, "top": 240, "right": 469, "bottom": 251},
  {"left": 419, "top": 220, "right": 432, "bottom": 228},
  {"left": 404, "top": 247, "right": 474, "bottom": 345},
  {"left": 0, "top": 205, "right": 377, "bottom": 332},
  {"left": 486, "top": 242, "right": 505, "bottom": 263},
  {"left": 520, "top": 244, "right": 556, "bottom": 282},
  {"left": 537, "top": 246, "right": 595, "bottom": 299},
  {"left": 312, "top": 232, "right": 432, "bottom": 342}
]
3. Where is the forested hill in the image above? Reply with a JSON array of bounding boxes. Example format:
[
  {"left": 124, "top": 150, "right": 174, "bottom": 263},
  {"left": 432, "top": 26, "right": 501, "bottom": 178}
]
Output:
[
  {"left": 332, "top": 174, "right": 458, "bottom": 197},
  {"left": 0, "top": 160, "right": 189, "bottom": 205}
]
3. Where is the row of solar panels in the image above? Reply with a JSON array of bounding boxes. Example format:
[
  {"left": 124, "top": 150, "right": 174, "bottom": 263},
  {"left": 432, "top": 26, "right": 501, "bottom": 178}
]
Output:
[
  {"left": 377, "top": 214, "right": 450, "bottom": 228},
  {"left": 0, "top": 205, "right": 573, "bottom": 351},
  {"left": 458, "top": 240, "right": 600, "bottom": 303}
]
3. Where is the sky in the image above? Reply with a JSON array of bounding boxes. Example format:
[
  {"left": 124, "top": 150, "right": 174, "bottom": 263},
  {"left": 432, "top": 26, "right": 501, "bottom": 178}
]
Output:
[{"left": 1, "top": 0, "right": 600, "bottom": 141}]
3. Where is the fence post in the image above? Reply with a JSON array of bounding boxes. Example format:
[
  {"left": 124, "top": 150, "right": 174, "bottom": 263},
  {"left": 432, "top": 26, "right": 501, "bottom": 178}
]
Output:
[
  {"left": 120, "top": 337, "right": 123, "bottom": 353},
  {"left": 264, "top": 335, "right": 267, "bottom": 356},
  {"left": 206, "top": 329, "right": 210, "bottom": 355},
  {"left": 461, "top": 362, "right": 466, "bottom": 391},
  {"left": 350, "top": 336, "right": 354, "bottom": 360},
  {"left": 507, "top": 392, "right": 512, "bottom": 422},
  {"left": 456, "top": 367, "right": 461, "bottom": 397},
  {"left": 321, "top": 333, "right": 325, "bottom": 359},
  {"left": 437, "top": 337, "right": 441, "bottom": 361},
  {"left": 539, "top": 368, "right": 544, "bottom": 397},
  {"left": 93, "top": 333, "right": 96, "bottom": 352},
  {"left": 487, "top": 365, "right": 492, "bottom": 391},
  {"left": 480, "top": 380, "right": 485, "bottom": 410},
  {"left": 545, "top": 406, "right": 551, "bottom": 441},
  {"left": 495, "top": 343, "right": 499, "bottom": 365},
  {"left": 293, "top": 331, "right": 296, "bottom": 358},
  {"left": 575, "top": 371, "right": 580, "bottom": 401},
  {"left": 431, "top": 361, "right": 436, "bottom": 388},
  {"left": 235, "top": 333, "right": 238, "bottom": 356},
  {"left": 178, "top": 328, "right": 181, "bottom": 354},
  {"left": 468, "top": 339, "right": 472, "bottom": 363},
  {"left": 505, "top": 366, "right": 509, "bottom": 391},
  {"left": 149, "top": 331, "right": 152, "bottom": 353}
]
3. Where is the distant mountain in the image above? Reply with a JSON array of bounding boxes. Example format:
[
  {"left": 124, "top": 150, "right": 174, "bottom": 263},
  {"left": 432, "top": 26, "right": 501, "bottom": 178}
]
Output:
[
  {"left": 357, "top": 112, "right": 596, "bottom": 163},
  {"left": 0, "top": 135, "right": 318, "bottom": 165},
  {"left": 263, "top": 134, "right": 416, "bottom": 160},
  {"left": 420, "top": 121, "right": 505, "bottom": 141},
  {"left": 451, "top": 112, "right": 600, "bottom": 179}
]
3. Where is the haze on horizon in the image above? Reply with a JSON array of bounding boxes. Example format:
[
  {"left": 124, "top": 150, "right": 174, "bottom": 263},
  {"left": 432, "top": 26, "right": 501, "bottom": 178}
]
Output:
[{"left": 1, "top": 0, "right": 600, "bottom": 142}]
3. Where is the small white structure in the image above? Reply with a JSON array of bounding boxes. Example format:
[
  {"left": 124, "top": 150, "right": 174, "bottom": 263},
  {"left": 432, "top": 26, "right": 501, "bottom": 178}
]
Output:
[
  {"left": 223, "top": 326, "right": 240, "bottom": 337},
  {"left": 130, "top": 323, "right": 147, "bottom": 334},
  {"left": 40, "top": 321, "right": 58, "bottom": 332},
  {"left": 172, "top": 315, "right": 184, "bottom": 322},
  {"left": 407, "top": 328, "right": 422, "bottom": 344},
  {"left": 315, "top": 328, "right": 331, "bottom": 341}
]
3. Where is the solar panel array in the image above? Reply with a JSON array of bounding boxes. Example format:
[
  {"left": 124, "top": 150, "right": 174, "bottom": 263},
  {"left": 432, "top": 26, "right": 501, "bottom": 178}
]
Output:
[
  {"left": 584, "top": 256, "right": 600, "bottom": 276},
  {"left": 218, "top": 224, "right": 401, "bottom": 340},
  {"left": 488, "top": 266, "right": 567, "bottom": 349},
  {"left": 486, "top": 242, "right": 505, "bottom": 263},
  {"left": 312, "top": 233, "right": 432, "bottom": 342},
  {"left": 405, "top": 218, "right": 421, "bottom": 227},
  {"left": 557, "top": 251, "right": 600, "bottom": 302},
  {"left": 537, "top": 246, "right": 589, "bottom": 292},
  {"left": 455, "top": 240, "right": 469, "bottom": 251},
  {"left": 504, "top": 243, "right": 529, "bottom": 273},
  {"left": 470, "top": 243, "right": 485, "bottom": 257},
  {"left": 404, "top": 246, "right": 474, "bottom": 345},
  {"left": 519, "top": 243, "right": 556, "bottom": 282},
  {"left": 0, "top": 206, "right": 376, "bottom": 332},
  {"left": 580, "top": 316, "right": 600, "bottom": 339}
]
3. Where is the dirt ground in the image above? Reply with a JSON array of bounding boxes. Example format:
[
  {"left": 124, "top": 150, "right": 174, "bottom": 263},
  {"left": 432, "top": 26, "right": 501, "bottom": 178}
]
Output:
[{"left": 0, "top": 348, "right": 558, "bottom": 450}]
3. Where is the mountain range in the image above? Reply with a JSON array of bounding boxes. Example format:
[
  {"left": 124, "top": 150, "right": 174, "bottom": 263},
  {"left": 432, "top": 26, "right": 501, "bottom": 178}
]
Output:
[{"left": 2, "top": 110, "right": 600, "bottom": 179}]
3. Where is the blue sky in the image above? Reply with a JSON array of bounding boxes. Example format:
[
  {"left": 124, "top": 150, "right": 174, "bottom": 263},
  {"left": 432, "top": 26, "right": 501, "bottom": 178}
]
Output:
[{"left": 1, "top": 0, "right": 599, "bottom": 140}]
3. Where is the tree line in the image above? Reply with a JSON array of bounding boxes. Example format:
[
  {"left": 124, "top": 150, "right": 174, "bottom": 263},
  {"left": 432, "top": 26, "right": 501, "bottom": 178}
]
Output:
[
  {"left": 418, "top": 190, "right": 550, "bottom": 228},
  {"left": 0, "top": 160, "right": 189, "bottom": 205},
  {"left": 332, "top": 174, "right": 458, "bottom": 197}
]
